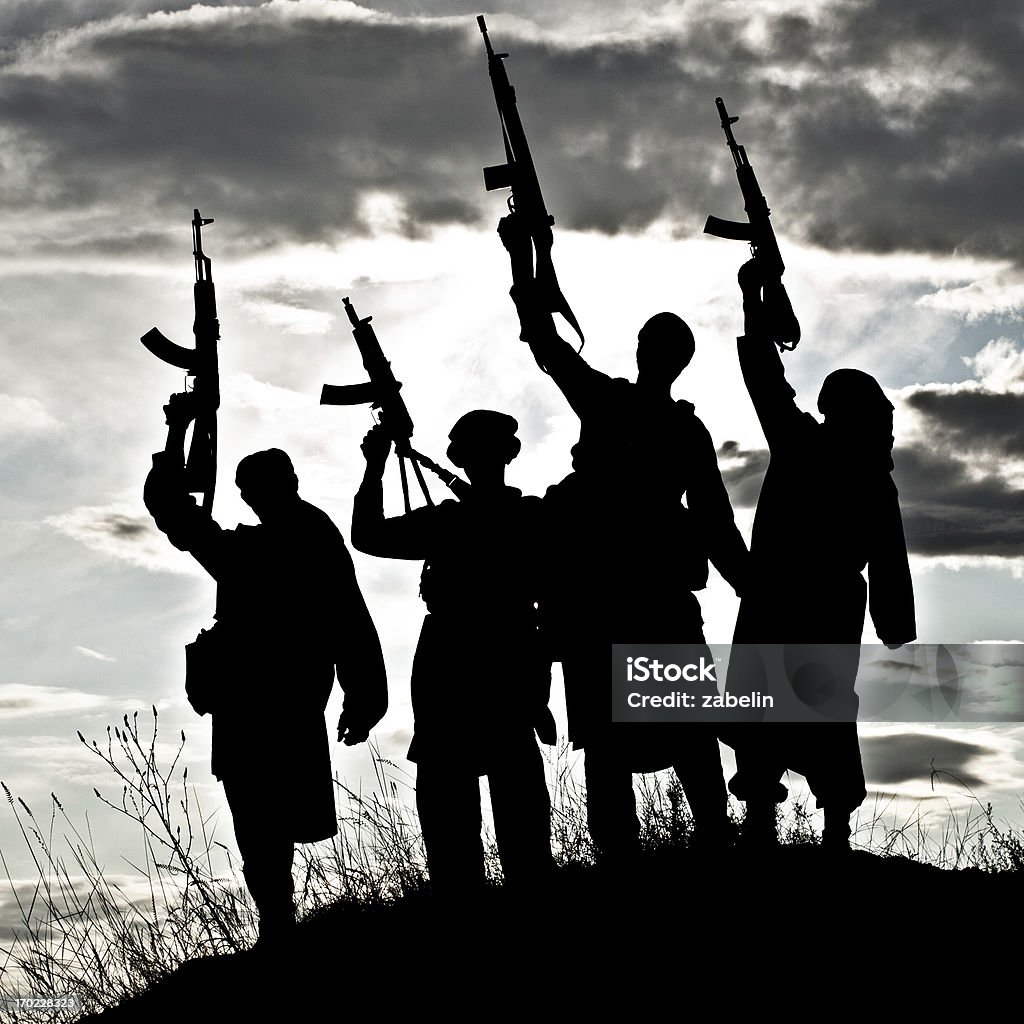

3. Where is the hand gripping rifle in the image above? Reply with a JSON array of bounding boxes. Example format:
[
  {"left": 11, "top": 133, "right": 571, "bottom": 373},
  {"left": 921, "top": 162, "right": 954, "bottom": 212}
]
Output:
[
  {"left": 477, "top": 15, "right": 584, "bottom": 348},
  {"left": 320, "top": 298, "right": 468, "bottom": 511},
  {"left": 704, "top": 97, "right": 801, "bottom": 351},
  {"left": 141, "top": 210, "right": 221, "bottom": 514}
]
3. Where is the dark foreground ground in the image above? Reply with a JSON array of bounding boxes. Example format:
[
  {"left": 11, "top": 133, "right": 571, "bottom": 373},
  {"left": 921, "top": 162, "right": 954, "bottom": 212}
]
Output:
[{"left": 78, "top": 844, "right": 1022, "bottom": 1020}]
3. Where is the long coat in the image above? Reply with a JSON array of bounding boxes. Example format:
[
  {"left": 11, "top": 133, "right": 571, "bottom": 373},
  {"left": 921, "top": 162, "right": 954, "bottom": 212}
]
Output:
[
  {"left": 725, "top": 333, "right": 916, "bottom": 809},
  {"left": 145, "top": 452, "right": 387, "bottom": 843},
  {"left": 732, "top": 335, "right": 915, "bottom": 645}
]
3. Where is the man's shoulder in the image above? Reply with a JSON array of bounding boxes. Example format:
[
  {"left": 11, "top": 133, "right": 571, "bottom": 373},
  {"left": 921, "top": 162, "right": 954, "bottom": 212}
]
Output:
[
  {"left": 295, "top": 500, "right": 349, "bottom": 545},
  {"left": 443, "top": 491, "right": 541, "bottom": 516},
  {"left": 416, "top": 497, "right": 460, "bottom": 521},
  {"left": 504, "top": 490, "right": 544, "bottom": 519},
  {"left": 569, "top": 361, "right": 618, "bottom": 397},
  {"left": 776, "top": 409, "right": 823, "bottom": 446},
  {"left": 298, "top": 499, "right": 341, "bottom": 525},
  {"left": 672, "top": 398, "right": 712, "bottom": 439}
]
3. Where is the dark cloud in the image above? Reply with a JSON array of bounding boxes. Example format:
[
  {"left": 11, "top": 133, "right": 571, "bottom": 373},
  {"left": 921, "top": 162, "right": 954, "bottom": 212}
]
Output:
[
  {"left": 896, "top": 445, "right": 1024, "bottom": 557},
  {"left": 0, "top": 11, "right": 497, "bottom": 255},
  {"left": 46, "top": 507, "right": 163, "bottom": 556},
  {"left": 869, "top": 659, "right": 928, "bottom": 677},
  {"left": 104, "top": 515, "right": 148, "bottom": 539},
  {"left": 905, "top": 389, "right": 1024, "bottom": 458},
  {"left": 716, "top": 435, "right": 1024, "bottom": 559},
  {"left": 714, "top": 0, "right": 1024, "bottom": 265},
  {"left": 984, "top": 654, "right": 1024, "bottom": 670},
  {"left": 0, "top": 1, "right": 199, "bottom": 44},
  {"left": 860, "top": 732, "right": 990, "bottom": 788},
  {"left": 40, "top": 229, "right": 177, "bottom": 257},
  {"left": 1, "top": 2, "right": 1022, "bottom": 265},
  {"left": 876, "top": 374, "right": 1024, "bottom": 558}
]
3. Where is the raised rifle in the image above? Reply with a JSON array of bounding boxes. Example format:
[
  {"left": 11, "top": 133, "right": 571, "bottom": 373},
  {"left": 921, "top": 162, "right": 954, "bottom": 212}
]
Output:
[
  {"left": 141, "top": 210, "right": 220, "bottom": 513},
  {"left": 704, "top": 97, "right": 801, "bottom": 351},
  {"left": 477, "top": 14, "right": 583, "bottom": 346},
  {"left": 321, "top": 298, "right": 468, "bottom": 510}
]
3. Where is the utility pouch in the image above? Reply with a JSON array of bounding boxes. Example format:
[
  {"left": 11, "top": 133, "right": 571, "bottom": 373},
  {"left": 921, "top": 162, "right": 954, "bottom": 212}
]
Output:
[{"left": 184, "top": 623, "right": 227, "bottom": 716}]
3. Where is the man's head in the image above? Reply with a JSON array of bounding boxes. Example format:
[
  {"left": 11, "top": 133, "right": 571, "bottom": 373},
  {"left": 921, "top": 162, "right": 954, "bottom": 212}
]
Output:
[
  {"left": 636, "top": 312, "right": 695, "bottom": 385},
  {"left": 446, "top": 410, "right": 521, "bottom": 474},
  {"left": 235, "top": 448, "right": 300, "bottom": 521},
  {"left": 817, "top": 369, "right": 895, "bottom": 448}
]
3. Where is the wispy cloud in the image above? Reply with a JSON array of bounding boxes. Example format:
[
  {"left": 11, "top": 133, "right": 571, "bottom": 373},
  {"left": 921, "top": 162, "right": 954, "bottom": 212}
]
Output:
[
  {"left": 73, "top": 645, "right": 116, "bottom": 662},
  {"left": 44, "top": 502, "right": 201, "bottom": 575},
  {"left": 0, "top": 394, "right": 61, "bottom": 439},
  {"left": 0, "top": 684, "right": 109, "bottom": 721}
]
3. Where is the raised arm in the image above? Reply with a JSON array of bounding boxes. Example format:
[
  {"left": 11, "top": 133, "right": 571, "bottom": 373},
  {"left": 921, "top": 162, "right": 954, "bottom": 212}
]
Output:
[
  {"left": 498, "top": 213, "right": 605, "bottom": 416},
  {"left": 351, "top": 423, "right": 435, "bottom": 560},
  {"left": 143, "top": 392, "right": 229, "bottom": 577},
  {"left": 736, "top": 259, "right": 810, "bottom": 451}
]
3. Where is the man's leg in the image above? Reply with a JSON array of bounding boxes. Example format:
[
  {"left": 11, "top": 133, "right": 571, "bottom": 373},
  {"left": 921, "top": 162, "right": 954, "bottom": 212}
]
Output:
[
  {"left": 584, "top": 740, "right": 641, "bottom": 867},
  {"left": 561, "top": 648, "right": 641, "bottom": 867},
  {"left": 802, "top": 723, "right": 866, "bottom": 851},
  {"left": 671, "top": 725, "right": 731, "bottom": 849},
  {"left": 487, "top": 737, "right": 553, "bottom": 890},
  {"left": 727, "top": 728, "right": 788, "bottom": 848},
  {"left": 222, "top": 777, "right": 295, "bottom": 943},
  {"left": 415, "top": 759, "right": 487, "bottom": 896}
]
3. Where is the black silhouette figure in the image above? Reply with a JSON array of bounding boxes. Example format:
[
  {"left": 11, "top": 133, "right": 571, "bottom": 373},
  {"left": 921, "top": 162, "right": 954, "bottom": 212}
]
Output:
[
  {"left": 724, "top": 259, "right": 916, "bottom": 850},
  {"left": 351, "top": 412, "right": 554, "bottom": 895},
  {"left": 499, "top": 213, "right": 749, "bottom": 861},
  {"left": 144, "top": 393, "right": 387, "bottom": 943}
]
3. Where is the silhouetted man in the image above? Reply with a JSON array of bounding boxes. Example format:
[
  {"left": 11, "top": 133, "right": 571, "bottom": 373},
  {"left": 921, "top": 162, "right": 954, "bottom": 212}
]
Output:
[
  {"left": 499, "top": 214, "right": 749, "bottom": 862},
  {"left": 144, "top": 393, "right": 387, "bottom": 943},
  {"left": 725, "top": 259, "right": 916, "bottom": 849},
  {"left": 352, "top": 412, "right": 553, "bottom": 895}
]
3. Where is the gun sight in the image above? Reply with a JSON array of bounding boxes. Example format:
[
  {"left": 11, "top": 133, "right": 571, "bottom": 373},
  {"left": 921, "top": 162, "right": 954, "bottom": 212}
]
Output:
[
  {"left": 715, "top": 97, "right": 739, "bottom": 126},
  {"left": 192, "top": 208, "right": 215, "bottom": 282},
  {"left": 343, "top": 296, "right": 369, "bottom": 328}
]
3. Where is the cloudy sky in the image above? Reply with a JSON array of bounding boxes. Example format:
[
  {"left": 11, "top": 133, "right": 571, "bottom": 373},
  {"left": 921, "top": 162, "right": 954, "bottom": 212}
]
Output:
[{"left": 2, "top": 0, "right": 1024, "bottom": 934}]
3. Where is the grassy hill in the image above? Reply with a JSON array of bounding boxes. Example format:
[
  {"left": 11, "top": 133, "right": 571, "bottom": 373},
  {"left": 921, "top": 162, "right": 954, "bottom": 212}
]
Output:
[
  {"left": 72, "top": 840, "right": 1023, "bottom": 1022},
  {"left": 4, "top": 717, "right": 1022, "bottom": 1021}
]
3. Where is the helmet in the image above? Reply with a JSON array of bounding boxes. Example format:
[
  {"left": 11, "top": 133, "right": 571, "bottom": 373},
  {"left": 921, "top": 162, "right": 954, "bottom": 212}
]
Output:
[{"left": 446, "top": 410, "right": 521, "bottom": 468}]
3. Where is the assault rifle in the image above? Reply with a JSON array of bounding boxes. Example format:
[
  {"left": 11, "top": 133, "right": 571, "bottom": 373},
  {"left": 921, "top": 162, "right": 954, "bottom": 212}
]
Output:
[
  {"left": 704, "top": 97, "right": 801, "bottom": 351},
  {"left": 141, "top": 210, "right": 220, "bottom": 513},
  {"left": 477, "top": 14, "right": 583, "bottom": 346},
  {"left": 320, "top": 298, "right": 468, "bottom": 510}
]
